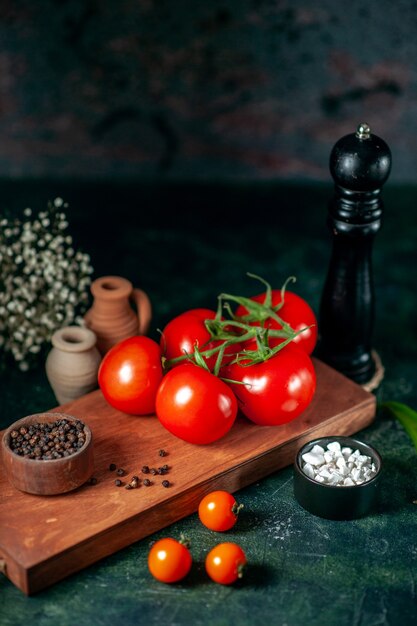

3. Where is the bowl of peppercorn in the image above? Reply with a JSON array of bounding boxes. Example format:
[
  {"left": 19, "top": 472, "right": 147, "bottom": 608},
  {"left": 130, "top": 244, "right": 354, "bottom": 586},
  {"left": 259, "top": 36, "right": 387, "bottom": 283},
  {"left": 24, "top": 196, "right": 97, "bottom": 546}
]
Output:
[{"left": 1, "top": 412, "right": 94, "bottom": 495}]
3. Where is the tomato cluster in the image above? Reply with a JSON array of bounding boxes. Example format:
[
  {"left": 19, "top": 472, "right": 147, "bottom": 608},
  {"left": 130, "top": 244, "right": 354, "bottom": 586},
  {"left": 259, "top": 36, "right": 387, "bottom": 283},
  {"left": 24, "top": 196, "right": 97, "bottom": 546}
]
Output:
[
  {"left": 98, "top": 275, "right": 318, "bottom": 444},
  {"left": 148, "top": 537, "right": 246, "bottom": 586},
  {"left": 148, "top": 490, "right": 246, "bottom": 585}
]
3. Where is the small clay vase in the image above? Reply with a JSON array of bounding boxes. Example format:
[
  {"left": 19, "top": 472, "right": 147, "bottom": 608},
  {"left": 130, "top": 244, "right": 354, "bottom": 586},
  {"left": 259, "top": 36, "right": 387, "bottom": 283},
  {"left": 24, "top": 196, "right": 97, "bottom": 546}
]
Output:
[
  {"left": 83, "top": 275, "right": 152, "bottom": 354},
  {"left": 45, "top": 326, "right": 102, "bottom": 405}
]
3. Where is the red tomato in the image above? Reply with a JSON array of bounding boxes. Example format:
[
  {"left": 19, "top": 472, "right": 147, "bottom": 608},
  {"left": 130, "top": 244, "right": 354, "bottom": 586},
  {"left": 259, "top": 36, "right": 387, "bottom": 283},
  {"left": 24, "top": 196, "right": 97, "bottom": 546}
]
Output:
[
  {"left": 205, "top": 543, "right": 247, "bottom": 585},
  {"left": 148, "top": 537, "right": 192, "bottom": 583},
  {"left": 198, "top": 491, "right": 242, "bottom": 532},
  {"left": 221, "top": 343, "right": 316, "bottom": 426},
  {"left": 98, "top": 336, "right": 163, "bottom": 415},
  {"left": 155, "top": 363, "right": 238, "bottom": 444},
  {"left": 160, "top": 308, "right": 240, "bottom": 370},
  {"left": 236, "top": 290, "right": 318, "bottom": 355}
]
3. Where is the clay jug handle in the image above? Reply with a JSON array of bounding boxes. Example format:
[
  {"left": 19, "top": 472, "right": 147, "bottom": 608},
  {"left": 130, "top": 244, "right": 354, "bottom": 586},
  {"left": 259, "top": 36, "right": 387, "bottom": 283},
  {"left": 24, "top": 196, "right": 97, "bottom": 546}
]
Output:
[{"left": 131, "top": 288, "right": 152, "bottom": 335}]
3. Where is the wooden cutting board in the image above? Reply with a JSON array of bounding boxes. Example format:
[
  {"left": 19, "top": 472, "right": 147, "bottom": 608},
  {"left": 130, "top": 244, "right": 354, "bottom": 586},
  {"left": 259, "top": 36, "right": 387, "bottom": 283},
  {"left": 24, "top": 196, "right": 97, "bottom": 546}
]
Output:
[{"left": 0, "top": 359, "right": 376, "bottom": 595}]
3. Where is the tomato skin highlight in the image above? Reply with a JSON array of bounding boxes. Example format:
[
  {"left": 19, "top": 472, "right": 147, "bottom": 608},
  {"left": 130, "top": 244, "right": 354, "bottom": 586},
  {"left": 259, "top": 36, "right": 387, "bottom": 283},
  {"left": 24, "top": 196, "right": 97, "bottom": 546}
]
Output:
[
  {"left": 221, "top": 344, "right": 316, "bottom": 426},
  {"left": 198, "top": 491, "right": 240, "bottom": 532},
  {"left": 160, "top": 308, "right": 240, "bottom": 370},
  {"left": 155, "top": 364, "right": 238, "bottom": 444},
  {"left": 236, "top": 290, "right": 318, "bottom": 355},
  {"left": 205, "top": 542, "right": 247, "bottom": 585},
  {"left": 98, "top": 336, "right": 163, "bottom": 415},
  {"left": 148, "top": 538, "right": 192, "bottom": 583}
]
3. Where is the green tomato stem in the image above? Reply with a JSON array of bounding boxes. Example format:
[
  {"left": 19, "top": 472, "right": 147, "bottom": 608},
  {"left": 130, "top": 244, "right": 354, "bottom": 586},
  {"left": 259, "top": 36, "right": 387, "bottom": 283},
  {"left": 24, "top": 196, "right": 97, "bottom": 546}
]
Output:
[{"left": 164, "top": 273, "right": 310, "bottom": 373}]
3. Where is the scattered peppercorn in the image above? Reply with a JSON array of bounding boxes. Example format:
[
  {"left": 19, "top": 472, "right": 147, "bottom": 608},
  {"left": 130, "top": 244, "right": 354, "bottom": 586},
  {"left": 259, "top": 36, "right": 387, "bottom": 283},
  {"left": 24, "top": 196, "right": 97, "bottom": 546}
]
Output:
[
  {"left": 88, "top": 477, "right": 98, "bottom": 485},
  {"left": 109, "top": 463, "right": 117, "bottom": 471},
  {"left": 159, "top": 449, "right": 167, "bottom": 457},
  {"left": 125, "top": 484, "right": 133, "bottom": 490},
  {"left": 116, "top": 468, "right": 125, "bottom": 476},
  {"left": 115, "top": 479, "right": 123, "bottom": 487},
  {"left": 143, "top": 479, "right": 151, "bottom": 486},
  {"left": 141, "top": 465, "right": 149, "bottom": 474},
  {"left": 162, "top": 480, "right": 170, "bottom": 488},
  {"left": 8, "top": 418, "right": 88, "bottom": 460},
  {"left": 131, "top": 475, "right": 139, "bottom": 482},
  {"left": 162, "top": 464, "right": 169, "bottom": 472},
  {"left": 150, "top": 468, "right": 157, "bottom": 476}
]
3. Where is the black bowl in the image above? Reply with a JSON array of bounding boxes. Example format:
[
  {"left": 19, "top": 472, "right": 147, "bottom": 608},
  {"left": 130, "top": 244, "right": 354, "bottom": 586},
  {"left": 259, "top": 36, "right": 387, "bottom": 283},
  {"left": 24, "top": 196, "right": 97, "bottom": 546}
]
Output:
[{"left": 293, "top": 435, "right": 382, "bottom": 520}]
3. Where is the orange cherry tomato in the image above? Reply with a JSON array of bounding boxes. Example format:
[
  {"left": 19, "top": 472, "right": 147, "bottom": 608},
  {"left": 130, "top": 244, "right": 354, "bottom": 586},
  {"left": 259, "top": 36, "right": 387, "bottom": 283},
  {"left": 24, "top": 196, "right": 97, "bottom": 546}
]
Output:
[
  {"left": 198, "top": 490, "right": 243, "bottom": 532},
  {"left": 148, "top": 537, "right": 192, "bottom": 583},
  {"left": 205, "top": 542, "right": 247, "bottom": 585}
]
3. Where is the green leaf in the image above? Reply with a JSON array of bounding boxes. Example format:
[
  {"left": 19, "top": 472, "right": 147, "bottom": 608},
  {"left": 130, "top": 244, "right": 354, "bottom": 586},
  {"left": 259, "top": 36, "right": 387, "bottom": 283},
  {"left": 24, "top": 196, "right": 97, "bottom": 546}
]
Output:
[{"left": 380, "top": 401, "right": 417, "bottom": 450}]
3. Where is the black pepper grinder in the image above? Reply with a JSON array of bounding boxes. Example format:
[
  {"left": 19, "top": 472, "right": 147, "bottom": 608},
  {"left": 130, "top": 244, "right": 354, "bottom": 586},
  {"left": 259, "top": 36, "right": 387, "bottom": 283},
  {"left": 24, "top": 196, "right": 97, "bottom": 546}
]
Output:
[{"left": 317, "top": 123, "right": 392, "bottom": 384}]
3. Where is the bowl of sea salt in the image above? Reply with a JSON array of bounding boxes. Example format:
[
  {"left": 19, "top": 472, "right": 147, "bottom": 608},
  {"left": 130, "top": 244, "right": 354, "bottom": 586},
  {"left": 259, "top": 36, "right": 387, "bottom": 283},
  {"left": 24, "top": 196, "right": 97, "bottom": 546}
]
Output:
[{"left": 293, "top": 436, "right": 382, "bottom": 520}]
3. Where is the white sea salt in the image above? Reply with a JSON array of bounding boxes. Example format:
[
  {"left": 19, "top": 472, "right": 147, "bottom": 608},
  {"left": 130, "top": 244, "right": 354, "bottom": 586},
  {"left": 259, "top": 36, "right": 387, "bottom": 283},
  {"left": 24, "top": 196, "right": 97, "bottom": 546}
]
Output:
[
  {"left": 302, "top": 452, "right": 325, "bottom": 466},
  {"left": 300, "top": 441, "right": 378, "bottom": 486},
  {"left": 327, "top": 441, "right": 341, "bottom": 453}
]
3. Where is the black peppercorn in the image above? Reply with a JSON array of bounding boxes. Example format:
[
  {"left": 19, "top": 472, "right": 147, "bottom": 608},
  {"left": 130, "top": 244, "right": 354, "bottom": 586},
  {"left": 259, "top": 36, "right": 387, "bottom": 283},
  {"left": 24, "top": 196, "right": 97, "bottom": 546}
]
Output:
[
  {"left": 150, "top": 468, "right": 157, "bottom": 476},
  {"left": 143, "top": 479, "right": 151, "bottom": 486},
  {"left": 116, "top": 468, "right": 125, "bottom": 476},
  {"left": 159, "top": 449, "right": 167, "bottom": 457},
  {"left": 109, "top": 463, "right": 117, "bottom": 471},
  {"left": 88, "top": 477, "right": 98, "bottom": 485},
  {"left": 115, "top": 479, "right": 123, "bottom": 487},
  {"left": 141, "top": 465, "right": 149, "bottom": 474},
  {"left": 9, "top": 418, "right": 88, "bottom": 459},
  {"left": 162, "top": 480, "right": 170, "bottom": 488}
]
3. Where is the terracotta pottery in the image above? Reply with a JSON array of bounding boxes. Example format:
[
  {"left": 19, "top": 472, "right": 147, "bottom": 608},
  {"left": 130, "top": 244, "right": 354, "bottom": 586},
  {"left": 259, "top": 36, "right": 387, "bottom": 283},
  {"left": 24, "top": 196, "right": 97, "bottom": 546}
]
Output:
[
  {"left": 2, "top": 412, "right": 94, "bottom": 495},
  {"left": 45, "top": 326, "right": 101, "bottom": 405},
  {"left": 83, "top": 275, "right": 152, "bottom": 354}
]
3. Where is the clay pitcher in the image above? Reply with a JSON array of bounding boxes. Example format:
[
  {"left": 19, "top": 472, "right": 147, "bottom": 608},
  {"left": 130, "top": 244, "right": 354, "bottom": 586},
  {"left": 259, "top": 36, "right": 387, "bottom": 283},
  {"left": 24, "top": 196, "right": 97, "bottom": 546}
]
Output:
[
  {"left": 84, "top": 275, "right": 152, "bottom": 354},
  {"left": 45, "top": 326, "right": 102, "bottom": 404}
]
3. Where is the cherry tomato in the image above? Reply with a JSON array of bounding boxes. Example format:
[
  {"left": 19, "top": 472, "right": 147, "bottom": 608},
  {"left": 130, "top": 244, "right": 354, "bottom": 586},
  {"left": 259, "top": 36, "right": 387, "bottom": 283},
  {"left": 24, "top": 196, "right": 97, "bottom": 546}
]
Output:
[
  {"left": 236, "top": 290, "right": 318, "bottom": 355},
  {"left": 198, "top": 490, "right": 243, "bottom": 532},
  {"left": 148, "top": 537, "right": 192, "bottom": 583},
  {"left": 205, "top": 542, "right": 247, "bottom": 585},
  {"left": 98, "top": 336, "right": 163, "bottom": 415},
  {"left": 160, "top": 308, "right": 240, "bottom": 370},
  {"left": 221, "top": 343, "right": 316, "bottom": 426},
  {"left": 155, "top": 363, "right": 238, "bottom": 444}
]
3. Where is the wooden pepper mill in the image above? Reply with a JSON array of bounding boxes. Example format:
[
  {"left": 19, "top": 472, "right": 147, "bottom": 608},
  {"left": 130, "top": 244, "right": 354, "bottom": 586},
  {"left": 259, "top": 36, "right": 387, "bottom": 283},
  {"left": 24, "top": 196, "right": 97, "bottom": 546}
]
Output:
[{"left": 317, "top": 123, "right": 391, "bottom": 385}]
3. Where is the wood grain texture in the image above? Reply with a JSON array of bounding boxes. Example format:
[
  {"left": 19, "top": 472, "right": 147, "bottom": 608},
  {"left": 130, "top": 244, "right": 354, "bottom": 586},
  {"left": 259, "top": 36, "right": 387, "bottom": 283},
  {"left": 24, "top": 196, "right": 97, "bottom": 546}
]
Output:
[{"left": 0, "top": 358, "right": 376, "bottom": 595}]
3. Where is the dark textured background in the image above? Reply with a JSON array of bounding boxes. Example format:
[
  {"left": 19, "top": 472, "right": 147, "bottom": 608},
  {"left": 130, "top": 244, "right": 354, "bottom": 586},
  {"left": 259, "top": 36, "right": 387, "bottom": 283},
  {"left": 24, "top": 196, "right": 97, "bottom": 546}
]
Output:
[
  {"left": 2, "top": 3, "right": 417, "bottom": 624},
  {"left": 0, "top": 0, "right": 416, "bottom": 182}
]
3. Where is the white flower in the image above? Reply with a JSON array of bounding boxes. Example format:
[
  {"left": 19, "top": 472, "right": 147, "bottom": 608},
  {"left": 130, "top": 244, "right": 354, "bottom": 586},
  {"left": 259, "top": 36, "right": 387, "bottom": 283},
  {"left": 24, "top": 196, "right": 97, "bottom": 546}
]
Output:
[{"left": 0, "top": 200, "right": 93, "bottom": 369}]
